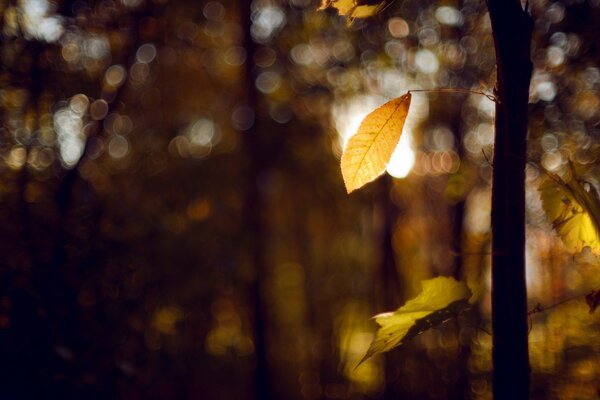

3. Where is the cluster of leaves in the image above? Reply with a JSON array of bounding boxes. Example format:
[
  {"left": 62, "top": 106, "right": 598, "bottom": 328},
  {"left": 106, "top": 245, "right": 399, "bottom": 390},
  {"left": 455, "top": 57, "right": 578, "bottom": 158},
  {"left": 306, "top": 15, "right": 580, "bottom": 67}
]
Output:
[
  {"left": 335, "top": 90, "right": 475, "bottom": 361},
  {"left": 338, "top": 86, "right": 600, "bottom": 363},
  {"left": 332, "top": 33, "right": 600, "bottom": 366}
]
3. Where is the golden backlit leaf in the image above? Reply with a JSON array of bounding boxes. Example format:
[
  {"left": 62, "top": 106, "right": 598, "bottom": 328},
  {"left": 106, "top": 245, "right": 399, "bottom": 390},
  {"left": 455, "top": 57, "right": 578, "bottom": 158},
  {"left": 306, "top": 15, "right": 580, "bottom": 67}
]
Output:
[
  {"left": 359, "top": 277, "right": 471, "bottom": 366},
  {"left": 539, "top": 174, "right": 600, "bottom": 254},
  {"left": 341, "top": 93, "right": 411, "bottom": 193},
  {"left": 318, "top": 0, "right": 384, "bottom": 24}
]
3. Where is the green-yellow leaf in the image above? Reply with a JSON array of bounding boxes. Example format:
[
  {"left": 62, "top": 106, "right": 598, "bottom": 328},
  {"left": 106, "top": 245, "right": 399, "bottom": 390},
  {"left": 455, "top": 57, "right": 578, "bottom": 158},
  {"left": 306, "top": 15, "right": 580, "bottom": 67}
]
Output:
[
  {"left": 341, "top": 93, "right": 411, "bottom": 193},
  {"left": 359, "top": 276, "right": 471, "bottom": 365},
  {"left": 539, "top": 173, "right": 600, "bottom": 254}
]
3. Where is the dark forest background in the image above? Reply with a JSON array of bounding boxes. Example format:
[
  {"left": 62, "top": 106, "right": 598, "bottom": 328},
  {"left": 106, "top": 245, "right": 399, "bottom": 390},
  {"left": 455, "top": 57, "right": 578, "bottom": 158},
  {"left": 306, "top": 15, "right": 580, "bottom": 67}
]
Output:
[{"left": 1, "top": 0, "right": 600, "bottom": 398}]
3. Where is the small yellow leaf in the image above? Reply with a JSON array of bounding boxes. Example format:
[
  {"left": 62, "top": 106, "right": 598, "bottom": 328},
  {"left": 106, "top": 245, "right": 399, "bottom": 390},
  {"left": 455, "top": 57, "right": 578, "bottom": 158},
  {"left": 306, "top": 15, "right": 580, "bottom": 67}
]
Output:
[
  {"left": 318, "top": 0, "right": 384, "bottom": 23},
  {"left": 359, "top": 276, "right": 471, "bottom": 365},
  {"left": 341, "top": 93, "right": 411, "bottom": 193},
  {"left": 350, "top": 4, "right": 382, "bottom": 19},
  {"left": 539, "top": 173, "right": 600, "bottom": 254},
  {"left": 320, "top": 0, "right": 353, "bottom": 14}
]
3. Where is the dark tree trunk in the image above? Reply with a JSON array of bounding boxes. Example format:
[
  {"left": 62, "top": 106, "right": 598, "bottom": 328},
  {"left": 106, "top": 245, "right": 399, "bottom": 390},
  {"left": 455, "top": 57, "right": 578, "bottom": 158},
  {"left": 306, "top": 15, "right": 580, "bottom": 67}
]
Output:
[
  {"left": 486, "top": 0, "right": 533, "bottom": 398},
  {"left": 240, "top": 0, "right": 272, "bottom": 399}
]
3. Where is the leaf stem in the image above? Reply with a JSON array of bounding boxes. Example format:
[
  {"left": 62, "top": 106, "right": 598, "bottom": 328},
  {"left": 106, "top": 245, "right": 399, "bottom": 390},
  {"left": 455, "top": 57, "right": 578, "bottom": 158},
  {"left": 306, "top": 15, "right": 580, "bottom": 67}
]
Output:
[
  {"left": 408, "top": 88, "right": 497, "bottom": 102},
  {"left": 527, "top": 293, "right": 587, "bottom": 316}
]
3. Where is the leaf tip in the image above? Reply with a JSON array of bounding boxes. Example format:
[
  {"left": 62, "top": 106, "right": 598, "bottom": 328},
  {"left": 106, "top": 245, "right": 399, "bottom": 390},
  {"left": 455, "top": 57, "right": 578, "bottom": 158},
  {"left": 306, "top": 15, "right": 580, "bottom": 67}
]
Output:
[
  {"left": 343, "top": 180, "right": 358, "bottom": 194},
  {"left": 355, "top": 351, "right": 373, "bottom": 369}
]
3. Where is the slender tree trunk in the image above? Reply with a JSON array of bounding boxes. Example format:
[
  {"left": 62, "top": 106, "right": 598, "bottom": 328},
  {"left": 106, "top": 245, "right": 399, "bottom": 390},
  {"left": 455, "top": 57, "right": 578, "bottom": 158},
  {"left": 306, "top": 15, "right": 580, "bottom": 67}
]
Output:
[
  {"left": 486, "top": 0, "right": 533, "bottom": 398},
  {"left": 239, "top": 0, "right": 271, "bottom": 398}
]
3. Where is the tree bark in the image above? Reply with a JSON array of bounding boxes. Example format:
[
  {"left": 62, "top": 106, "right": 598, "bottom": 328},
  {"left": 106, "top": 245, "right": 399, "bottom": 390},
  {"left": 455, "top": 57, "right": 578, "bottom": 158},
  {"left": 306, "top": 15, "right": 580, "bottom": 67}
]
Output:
[{"left": 486, "top": 0, "right": 533, "bottom": 398}]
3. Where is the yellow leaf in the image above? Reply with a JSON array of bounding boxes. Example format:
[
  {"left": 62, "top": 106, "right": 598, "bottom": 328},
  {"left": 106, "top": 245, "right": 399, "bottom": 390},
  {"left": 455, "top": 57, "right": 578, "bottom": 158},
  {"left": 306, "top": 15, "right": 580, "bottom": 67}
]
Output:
[
  {"left": 350, "top": 4, "right": 382, "bottom": 19},
  {"left": 359, "top": 276, "right": 471, "bottom": 365},
  {"left": 539, "top": 173, "right": 600, "bottom": 254},
  {"left": 341, "top": 93, "right": 411, "bottom": 193},
  {"left": 318, "top": 0, "right": 384, "bottom": 23},
  {"left": 318, "top": 0, "right": 353, "bottom": 14}
]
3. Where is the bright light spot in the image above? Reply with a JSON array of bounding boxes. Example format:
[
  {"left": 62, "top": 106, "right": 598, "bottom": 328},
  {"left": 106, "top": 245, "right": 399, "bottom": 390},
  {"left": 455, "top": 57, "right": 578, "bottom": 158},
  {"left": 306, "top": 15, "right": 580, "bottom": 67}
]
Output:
[
  {"left": 435, "top": 6, "right": 463, "bottom": 26},
  {"left": 415, "top": 49, "right": 439, "bottom": 74},
  {"left": 255, "top": 71, "right": 281, "bottom": 94},
  {"left": 203, "top": 1, "right": 225, "bottom": 20},
  {"left": 85, "top": 35, "right": 110, "bottom": 60},
  {"left": 105, "top": 65, "right": 127, "bottom": 87},
  {"left": 224, "top": 46, "right": 247, "bottom": 66},
  {"left": 129, "top": 63, "right": 149, "bottom": 85},
  {"left": 537, "top": 81, "right": 557, "bottom": 102},
  {"left": 388, "top": 17, "right": 410, "bottom": 38},
  {"left": 545, "top": 2, "right": 565, "bottom": 24},
  {"left": 90, "top": 99, "right": 109, "bottom": 120},
  {"left": 37, "top": 16, "right": 63, "bottom": 41},
  {"left": 251, "top": 6, "right": 286, "bottom": 42},
  {"left": 541, "top": 151, "right": 564, "bottom": 171},
  {"left": 540, "top": 133, "right": 559, "bottom": 152},
  {"left": 69, "top": 94, "right": 89, "bottom": 115},
  {"left": 121, "top": 0, "right": 143, "bottom": 7},
  {"left": 136, "top": 43, "right": 157, "bottom": 64},
  {"left": 546, "top": 46, "right": 565, "bottom": 67},
  {"left": 290, "top": 44, "right": 314, "bottom": 66},
  {"left": 20, "top": 0, "right": 64, "bottom": 42},
  {"left": 474, "top": 123, "right": 494, "bottom": 146},
  {"left": 333, "top": 95, "right": 382, "bottom": 151},
  {"left": 186, "top": 118, "right": 218, "bottom": 146},
  {"left": 54, "top": 106, "right": 85, "bottom": 167},
  {"left": 5, "top": 146, "right": 27, "bottom": 170},
  {"left": 475, "top": 94, "right": 495, "bottom": 117},
  {"left": 108, "top": 135, "right": 129, "bottom": 159},
  {"left": 465, "top": 188, "right": 491, "bottom": 234},
  {"left": 377, "top": 69, "right": 408, "bottom": 98},
  {"left": 386, "top": 133, "right": 415, "bottom": 179}
]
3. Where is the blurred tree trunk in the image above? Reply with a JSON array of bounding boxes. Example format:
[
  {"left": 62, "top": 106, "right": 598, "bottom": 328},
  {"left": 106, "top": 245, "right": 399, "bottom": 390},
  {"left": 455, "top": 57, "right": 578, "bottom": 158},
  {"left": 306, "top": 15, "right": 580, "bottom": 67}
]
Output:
[
  {"left": 240, "top": 0, "right": 272, "bottom": 398},
  {"left": 486, "top": 0, "right": 533, "bottom": 398},
  {"left": 449, "top": 97, "right": 470, "bottom": 400},
  {"left": 376, "top": 176, "right": 404, "bottom": 399}
]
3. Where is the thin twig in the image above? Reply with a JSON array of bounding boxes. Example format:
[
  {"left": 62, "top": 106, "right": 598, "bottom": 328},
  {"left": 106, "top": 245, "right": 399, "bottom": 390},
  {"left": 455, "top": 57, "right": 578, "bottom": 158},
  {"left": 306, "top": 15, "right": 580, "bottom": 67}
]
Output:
[
  {"left": 527, "top": 293, "right": 588, "bottom": 317},
  {"left": 478, "top": 325, "right": 492, "bottom": 336},
  {"left": 482, "top": 149, "right": 494, "bottom": 167},
  {"left": 408, "top": 88, "right": 498, "bottom": 102}
]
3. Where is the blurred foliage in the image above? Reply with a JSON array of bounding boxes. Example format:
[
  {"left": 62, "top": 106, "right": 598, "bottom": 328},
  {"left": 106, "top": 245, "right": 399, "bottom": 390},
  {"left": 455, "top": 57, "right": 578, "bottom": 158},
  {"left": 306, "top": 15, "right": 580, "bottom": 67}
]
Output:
[{"left": 0, "top": 0, "right": 599, "bottom": 399}]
